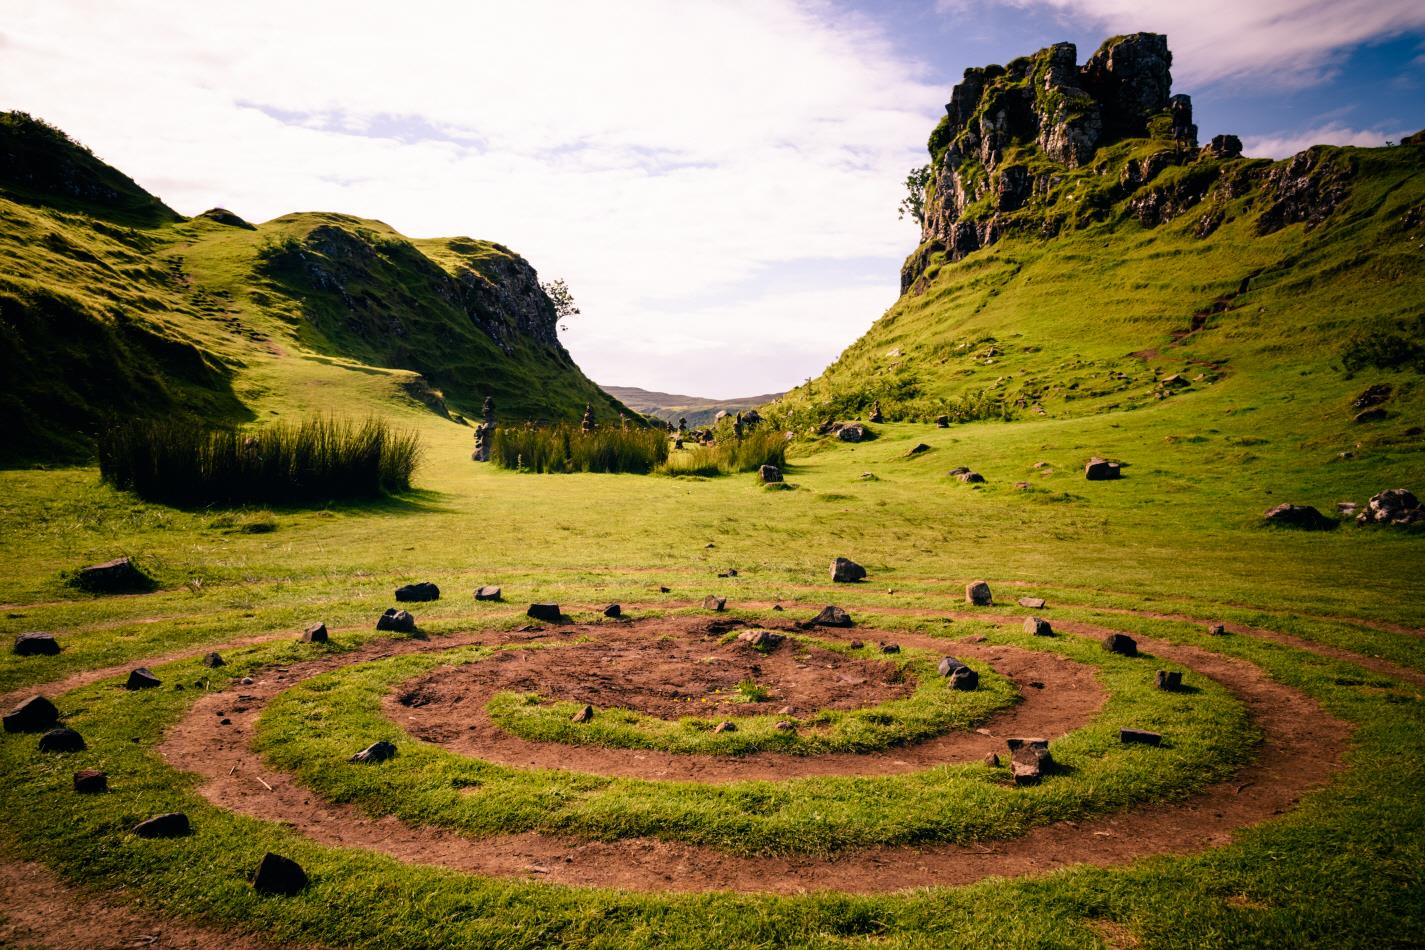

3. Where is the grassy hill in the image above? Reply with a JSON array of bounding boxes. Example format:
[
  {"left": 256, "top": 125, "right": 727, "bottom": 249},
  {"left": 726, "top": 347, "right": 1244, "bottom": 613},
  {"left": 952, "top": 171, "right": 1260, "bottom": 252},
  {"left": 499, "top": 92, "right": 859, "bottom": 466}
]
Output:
[
  {"left": 602, "top": 385, "right": 787, "bottom": 427},
  {"left": 0, "top": 111, "right": 633, "bottom": 466}
]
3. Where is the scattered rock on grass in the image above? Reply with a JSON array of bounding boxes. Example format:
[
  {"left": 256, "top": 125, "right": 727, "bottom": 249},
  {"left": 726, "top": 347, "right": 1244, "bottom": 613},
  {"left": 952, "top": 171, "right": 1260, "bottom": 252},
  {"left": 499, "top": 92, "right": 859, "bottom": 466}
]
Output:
[
  {"left": 759, "top": 464, "right": 782, "bottom": 483},
  {"left": 125, "top": 668, "right": 161, "bottom": 690},
  {"left": 201, "top": 651, "right": 225, "bottom": 668},
  {"left": 1007, "top": 738, "right": 1052, "bottom": 785},
  {"left": 937, "top": 657, "right": 980, "bottom": 690},
  {"left": 1262, "top": 503, "right": 1335, "bottom": 530},
  {"left": 475, "top": 585, "right": 503, "bottom": 601},
  {"left": 602, "top": 603, "right": 622, "bottom": 618},
  {"left": 1356, "top": 488, "right": 1423, "bottom": 527},
  {"left": 349, "top": 740, "right": 397, "bottom": 764},
  {"left": 1156, "top": 670, "right": 1183, "bottom": 691},
  {"left": 252, "top": 852, "right": 308, "bottom": 895},
  {"left": 984, "top": 752, "right": 1000, "bottom": 767},
  {"left": 526, "top": 603, "right": 562, "bottom": 623},
  {"left": 837, "top": 423, "right": 867, "bottom": 442},
  {"left": 75, "top": 557, "right": 153, "bottom": 593},
  {"left": 965, "top": 581, "right": 993, "bottom": 606},
  {"left": 1018, "top": 597, "right": 1046, "bottom": 609},
  {"left": 935, "top": 415, "right": 950, "bottom": 428},
  {"left": 3, "top": 695, "right": 59, "bottom": 733},
  {"left": 1120, "top": 728, "right": 1163, "bottom": 746},
  {"left": 714, "top": 721, "right": 737, "bottom": 733},
  {"left": 1024, "top": 616, "right": 1053, "bottom": 636},
  {"left": 1103, "top": 633, "right": 1138, "bottom": 656},
  {"left": 907, "top": 443, "right": 931, "bottom": 456},
  {"left": 811, "top": 605, "right": 853, "bottom": 628},
  {"left": 73, "top": 769, "right": 107, "bottom": 794},
  {"left": 1085, "top": 458, "right": 1121, "bottom": 480},
  {"left": 830, "top": 557, "right": 867, "bottom": 583},
  {"left": 1207, "top": 623, "right": 1227, "bottom": 636},
  {"left": 377, "top": 609, "right": 416, "bottom": 632},
  {"left": 957, "top": 471, "right": 986, "bottom": 484},
  {"left": 879, "top": 642, "right": 901, "bottom": 654},
  {"left": 737, "top": 630, "right": 784, "bottom": 650},
  {"left": 703, "top": 595, "right": 727, "bottom": 612},
  {"left": 38, "top": 728, "right": 85, "bottom": 752},
  {"left": 12, "top": 633, "right": 59, "bottom": 657},
  {"left": 300, "top": 623, "right": 328, "bottom": 643},
  {"left": 395, "top": 582, "right": 441, "bottom": 602},
  {"left": 571, "top": 705, "right": 594, "bottom": 723},
  {"left": 133, "top": 813, "right": 190, "bottom": 839}
]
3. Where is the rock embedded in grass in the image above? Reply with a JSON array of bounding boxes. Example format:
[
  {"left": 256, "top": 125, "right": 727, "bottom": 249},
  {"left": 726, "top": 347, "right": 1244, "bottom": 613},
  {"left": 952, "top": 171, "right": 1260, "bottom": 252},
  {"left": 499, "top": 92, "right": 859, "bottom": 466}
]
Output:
[
  {"left": 837, "top": 423, "right": 867, "bottom": 442},
  {"left": 737, "top": 630, "right": 784, "bottom": 650},
  {"left": 758, "top": 464, "right": 782, "bottom": 483},
  {"left": 1084, "top": 457, "right": 1121, "bottom": 480},
  {"left": 714, "top": 721, "right": 737, "bottom": 733},
  {"left": 12, "top": 632, "right": 60, "bottom": 657},
  {"left": 984, "top": 752, "right": 1000, "bottom": 767},
  {"left": 1103, "top": 633, "right": 1138, "bottom": 656},
  {"left": 602, "top": 603, "right": 622, "bottom": 618},
  {"left": 1007, "top": 737, "right": 1052, "bottom": 785},
  {"left": 965, "top": 581, "right": 993, "bottom": 606},
  {"left": 475, "top": 585, "right": 503, "bottom": 601},
  {"left": 377, "top": 608, "right": 417, "bottom": 632},
  {"left": 810, "top": 605, "right": 853, "bottom": 628},
  {"left": 774, "top": 720, "right": 795, "bottom": 731},
  {"left": 525, "top": 603, "right": 562, "bottom": 623},
  {"left": 300, "top": 622, "right": 329, "bottom": 643},
  {"left": 349, "top": 740, "right": 397, "bottom": 764},
  {"left": 957, "top": 471, "right": 986, "bottom": 484},
  {"left": 1024, "top": 616, "right": 1054, "bottom": 636},
  {"left": 133, "top": 812, "right": 190, "bottom": 838},
  {"left": 252, "top": 852, "right": 308, "bottom": 895},
  {"left": 73, "top": 769, "right": 107, "bottom": 794},
  {"left": 201, "top": 651, "right": 225, "bottom": 668},
  {"left": 907, "top": 443, "right": 931, "bottom": 456},
  {"left": 1156, "top": 670, "right": 1183, "bottom": 690},
  {"left": 571, "top": 705, "right": 594, "bottom": 723},
  {"left": 38, "top": 728, "right": 86, "bottom": 752},
  {"left": 935, "top": 656, "right": 979, "bottom": 690},
  {"left": 4, "top": 695, "right": 59, "bottom": 733},
  {"left": 1262, "top": 503, "right": 1336, "bottom": 530},
  {"left": 1356, "top": 488, "right": 1423, "bottom": 527},
  {"left": 75, "top": 556, "right": 153, "bottom": 593},
  {"left": 702, "top": 595, "right": 727, "bottom": 612},
  {"left": 1120, "top": 727, "right": 1163, "bottom": 746},
  {"left": 879, "top": 642, "right": 901, "bottom": 654},
  {"left": 1018, "top": 597, "right": 1047, "bottom": 609},
  {"left": 830, "top": 557, "right": 867, "bottom": 583},
  {"left": 395, "top": 582, "right": 441, "bottom": 602},
  {"left": 125, "top": 668, "right": 161, "bottom": 690},
  {"left": 1207, "top": 623, "right": 1227, "bottom": 636}
]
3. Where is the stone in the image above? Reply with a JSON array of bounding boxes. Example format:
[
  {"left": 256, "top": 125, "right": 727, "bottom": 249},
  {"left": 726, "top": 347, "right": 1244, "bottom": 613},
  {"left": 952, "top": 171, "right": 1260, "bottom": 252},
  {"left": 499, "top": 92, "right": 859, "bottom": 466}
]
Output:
[
  {"left": 1085, "top": 457, "right": 1121, "bottom": 480},
  {"left": 1160, "top": 373, "right": 1190, "bottom": 388},
  {"left": 937, "top": 656, "right": 968, "bottom": 677},
  {"left": 1356, "top": 488, "right": 1423, "bottom": 527},
  {"left": 907, "top": 443, "right": 931, "bottom": 456},
  {"left": 737, "top": 630, "right": 784, "bottom": 650},
  {"left": 1007, "top": 738, "right": 1052, "bottom": 786},
  {"left": 201, "top": 651, "right": 225, "bottom": 668},
  {"left": 936, "top": 658, "right": 978, "bottom": 691},
  {"left": 526, "top": 603, "right": 562, "bottom": 623},
  {"left": 1207, "top": 623, "right": 1227, "bottom": 636},
  {"left": 75, "top": 556, "right": 153, "bottom": 593},
  {"left": 948, "top": 466, "right": 970, "bottom": 477},
  {"left": 475, "top": 585, "right": 502, "bottom": 601},
  {"left": 1024, "top": 616, "right": 1053, "bottom": 636},
  {"left": 1263, "top": 503, "right": 1336, "bottom": 531},
  {"left": 73, "top": 769, "right": 107, "bottom": 793},
  {"left": 775, "top": 720, "right": 796, "bottom": 731},
  {"left": 349, "top": 740, "right": 397, "bottom": 764},
  {"left": 395, "top": 582, "right": 441, "bottom": 602},
  {"left": 965, "top": 581, "right": 993, "bottom": 606},
  {"left": 1156, "top": 670, "right": 1183, "bottom": 690},
  {"left": 659, "top": 586, "right": 671, "bottom": 594},
  {"left": 377, "top": 608, "right": 418, "bottom": 633},
  {"left": 571, "top": 704, "right": 594, "bottom": 723},
  {"left": 252, "top": 852, "right": 308, "bottom": 895},
  {"left": 935, "top": 415, "right": 950, "bottom": 428},
  {"left": 714, "top": 721, "right": 737, "bottom": 733},
  {"left": 811, "top": 605, "right": 853, "bottom": 628},
  {"left": 38, "top": 727, "right": 85, "bottom": 752},
  {"left": 957, "top": 471, "right": 986, "bottom": 484},
  {"left": 758, "top": 464, "right": 782, "bottom": 483},
  {"left": 830, "top": 557, "right": 867, "bottom": 583},
  {"left": 12, "top": 633, "right": 59, "bottom": 657},
  {"left": 702, "top": 595, "right": 727, "bottom": 612},
  {"left": 880, "top": 642, "right": 901, "bottom": 654},
  {"left": 4, "top": 695, "right": 59, "bottom": 733},
  {"left": 133, "top": 813, "right": 190, "bottom": 839},
  {"left": 837, "top": 423, "right": 867, "bottom": 443},
  {"left": 1014, "top": 481, "right": 1031, "bottom": 490},
  {"left": 1018, "top": 597, "right": 1047, "bottom": 609},
  {"left": 1120, "top": 727, "right": 1163, "bottom": 746},
  {"left": 602, "top": 603, "right": 622, "bottom": 618},
  {"left": 1204, "top": 134, "right": 1243, "bottom": 159},
  {"left": 984, "top": 752, "right": 1001, "bottom": 768},
  {"left": 1353, "top": 407, "right": 1387, "bottom": 424},
  {"left": 300, "top": 622, "right": 329, "bottom": 643},
  {"left": 125, "top": 668, "right": 161, "bottom": 690},
  {"left": 1103, "top": 633, "right": 1138, "bottom": 656},
  {"left": 1352, "top": 383, "right": 1392, "bottom": 410},
  {"left": 868, "top": 400, "right": 884, "bottom": 423}
]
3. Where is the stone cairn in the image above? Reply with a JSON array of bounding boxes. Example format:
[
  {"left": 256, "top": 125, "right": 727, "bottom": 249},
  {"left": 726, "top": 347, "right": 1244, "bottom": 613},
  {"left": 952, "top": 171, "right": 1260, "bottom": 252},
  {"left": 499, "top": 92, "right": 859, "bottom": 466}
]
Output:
[
  {"left": 676, "top": 417, "right": 687, "bottom": 448},
  {"left": 472, "top": 396, "right": 495, "bottom": 462},
  {"left": 868, "top": 400, "right": 883, "bottom": 423},
  {"left": 733, "top": 412, "right": 744, "bottom": 441},
  {"left": 581, "top": 404, "right": 596, "bottom": 432}
]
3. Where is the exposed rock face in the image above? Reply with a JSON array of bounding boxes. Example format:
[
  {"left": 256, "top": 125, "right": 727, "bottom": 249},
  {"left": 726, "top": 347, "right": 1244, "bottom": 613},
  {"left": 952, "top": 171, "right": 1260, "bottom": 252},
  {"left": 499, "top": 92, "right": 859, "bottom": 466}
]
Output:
[{"left": 1357, "top": 488, "right": 1423, "bottom": 527}]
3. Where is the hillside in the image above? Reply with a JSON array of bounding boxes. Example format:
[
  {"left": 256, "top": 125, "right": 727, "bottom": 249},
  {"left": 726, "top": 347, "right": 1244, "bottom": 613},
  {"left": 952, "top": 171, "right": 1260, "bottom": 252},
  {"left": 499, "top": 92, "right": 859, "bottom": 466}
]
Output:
[
  {"left": 771, "top": 34, "right": 1424, "bottom": 491},
  {"left": 0, "top": 111, "right": 633, "bottom": 465},
  {"left": 601, "top": 385, "right": 787, "bottom": 426}
]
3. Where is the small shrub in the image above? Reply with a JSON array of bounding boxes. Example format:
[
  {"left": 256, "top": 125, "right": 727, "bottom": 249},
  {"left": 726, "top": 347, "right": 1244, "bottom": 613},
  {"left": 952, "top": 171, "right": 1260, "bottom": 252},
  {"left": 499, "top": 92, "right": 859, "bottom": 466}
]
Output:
[{"left": 491, "top": 425, "right": 668, "bottom": 474}]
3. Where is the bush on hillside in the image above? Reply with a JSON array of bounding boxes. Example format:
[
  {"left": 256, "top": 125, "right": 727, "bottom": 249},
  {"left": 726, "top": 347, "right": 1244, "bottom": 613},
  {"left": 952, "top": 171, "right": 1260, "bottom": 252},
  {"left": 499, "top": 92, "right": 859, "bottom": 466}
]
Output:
[
  {"left": 491, "top": 425, "right": 668, "bottom": 474},
  {"left": 97, "top": 416, "right": 421, "bottom": 506}
]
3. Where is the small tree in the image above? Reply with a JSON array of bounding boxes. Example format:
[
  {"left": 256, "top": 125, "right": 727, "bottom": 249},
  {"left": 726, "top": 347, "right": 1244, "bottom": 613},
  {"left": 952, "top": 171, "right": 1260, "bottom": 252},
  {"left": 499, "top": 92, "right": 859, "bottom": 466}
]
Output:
[
  {"left": 541, "top": 278, "right": 580, "bottom": 331},
  {"left": 898, "top": 164, "right": 932, "bottom": 226}
]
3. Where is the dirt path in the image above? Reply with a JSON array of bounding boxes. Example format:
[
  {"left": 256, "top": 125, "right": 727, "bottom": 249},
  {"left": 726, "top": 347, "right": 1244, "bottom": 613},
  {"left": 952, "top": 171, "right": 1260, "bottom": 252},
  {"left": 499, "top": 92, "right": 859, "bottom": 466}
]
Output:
[{"left": 158, "top": 619, "right": 1348, "bottom": 894}]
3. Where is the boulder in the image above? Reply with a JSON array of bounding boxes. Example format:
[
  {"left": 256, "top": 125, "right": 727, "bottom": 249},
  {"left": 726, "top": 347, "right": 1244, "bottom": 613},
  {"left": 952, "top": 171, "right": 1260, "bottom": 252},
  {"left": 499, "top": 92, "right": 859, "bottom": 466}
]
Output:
[
  {"left": 376, "top": 608, "right": 416, "bottom": 632},
  {"left": 703, "top": 595, "right": 727, "bottom": 612},
  {"left": 907, "top": 443, "right": 931, "bottom": 456},
  {"left": 1085, "top": 458, "right": 1121, "bottom": 480},
  {"left": 934, "top": 415, "right": 950, "bottom": 428},
  {"left": 714, "top": 721, "right": 737, "bottom": 733},
  {"left": 1203, "top": 134, "right": 1243, "bottom": 159},
  {"left": 1018, "top": 597, "right": 1047, "bottom": 609},
  {"left": 475, "top": 585, "right": 503, "bottom": 601},
  {"left": 830, "top": 557, "right": 867, "bottom": 583},
  {"left": 38, "top": 728, "right": 85, "bottom": 752},
  {"left": 395, "top": 582, "right": 440, "bottom": 602},
  {"left": 949, "top": 667, "right": 979, "bottom": 690},
  {"left": 125, "top": 668, "right": 161, "bottom": 690},
  {"left": 1156, "top": 670, "right": 1183, "bottom": 691},
  {"left": 75, "top": 556, "right": 153, "bottom": 593},
  {"left": 737, "top": 630, "right": 784, "bottom": 650},
  {"left": 571, "top": 704, "right": 594, "bottom": 723},
  {"left": 1007, "top": 738, "right": 1052, "bottom": 786},
  {"left": 349, "top": 740, "right": 397, "bottom": 764},
  {"left": 1120, "top": 727, "right": 1163, "bottom": 746},
  {"left": 965, "top": 581, "right": 993, "bottom": 606},
  {"left": 1356, "top": 488, "right": 1423, "bottom": 527},
  {"left": 526, "top": 603, "right": 562, "bottom": 623},
  {"left": 3, "top": 695, "right": 59, "bottom": 733},
  {"left": 837, "top": 423, "right": 867, "bottom": 442},
  {"left": 300, "top": 622, "right": 329, "bottom": 643},
  {"left": 252, "top": 852, "right": 308, "bottom": 895},
  {"left": 602, "top": 603, "right": 622, "bottom": 618},
  {"left": 133, "top": 813, "right": 190, "bottom": 839},
  {"left": 12, "top": 633, "right": 60, "bottom": 657},
  {"left": 73, "top": 769, "right": 107, "bottom": 794},
  {"left": 937, "top": 656, "right": 968, "bottom": 677},
  {"left": 984, "top": 752, "right": 1000, "bottom": 767},
  {"left": 201, "top": 651, "right": 225, "bottom": 668},
  {"left": 1023, "top": 616, "right": 1053, "bottom": 636},
  {"left": 758, "top": 464, "right": 783, "bottom": 484},
  {"left": 1103, "top": 633, "right": 1138, "bottom": 656},
  {"left": 810, "top": 605, "right": 853, "bottom": 628},
  {"left": 1263, "top": 503, "right": 1336, "bottom": 530}
]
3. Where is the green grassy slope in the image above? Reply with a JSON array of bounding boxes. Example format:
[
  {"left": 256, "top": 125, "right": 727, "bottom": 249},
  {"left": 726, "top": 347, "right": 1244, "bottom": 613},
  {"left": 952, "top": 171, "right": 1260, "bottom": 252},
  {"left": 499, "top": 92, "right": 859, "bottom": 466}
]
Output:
[{"left": 0, "top": 112, "right": 633, "bottom": 466}]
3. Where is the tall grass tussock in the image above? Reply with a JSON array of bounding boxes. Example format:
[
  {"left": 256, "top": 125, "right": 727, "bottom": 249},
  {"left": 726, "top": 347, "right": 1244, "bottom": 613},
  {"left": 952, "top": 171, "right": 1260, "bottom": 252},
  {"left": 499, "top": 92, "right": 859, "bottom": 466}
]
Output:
[
  {"left": 660, "top": 430, "right": 786, "bottom": 477},
  {"left": 491, "top": 425, "right": 669, "bottom": 474},
  {"left": 97, "top": 416, "right": 422, "bottom": 505}
]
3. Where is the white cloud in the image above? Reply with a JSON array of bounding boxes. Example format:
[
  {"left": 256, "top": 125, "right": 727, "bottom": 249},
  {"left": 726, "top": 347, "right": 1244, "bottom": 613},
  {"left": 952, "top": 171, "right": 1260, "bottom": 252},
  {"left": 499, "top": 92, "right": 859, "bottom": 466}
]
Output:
[
  {"left": 0, "top": 0, "right": 936, "bottom": 394},
  {"left": 1242, "top": 123, "right": 1413, "bottom": 158}
]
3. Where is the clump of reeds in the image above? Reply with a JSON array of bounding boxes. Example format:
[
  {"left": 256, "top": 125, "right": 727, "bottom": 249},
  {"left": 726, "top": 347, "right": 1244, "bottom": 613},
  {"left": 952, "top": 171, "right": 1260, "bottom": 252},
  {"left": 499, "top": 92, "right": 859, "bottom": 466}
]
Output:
[
  {"left": 490, "top": 424, "right": 669, "bottom": 474},
  {"left": 659, "top": 429, "right": 786, "bottom": 476}
]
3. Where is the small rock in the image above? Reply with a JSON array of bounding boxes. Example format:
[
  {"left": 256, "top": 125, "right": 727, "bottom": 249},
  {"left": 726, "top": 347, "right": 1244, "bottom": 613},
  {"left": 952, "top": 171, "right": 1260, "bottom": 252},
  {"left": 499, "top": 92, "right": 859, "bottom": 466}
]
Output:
[
  {"left": 737, "top": 630, "right": 784, "bottom": 650},
  {"left": 73, "top": 769, "right": 107, "bottom": 794},
  {"left": 12, "top": 633, "right": 60, "bottom": 657},
  {"left": 350, "top": 740, "right": 397, "bottom": 763},
  {"left": 201, "top": 652, "right": 225, "bottom": 668},
  {"left": 1007, "top": 738, "right": 1052, "bottom": 785},
  {"left": 984, "top": 752, "right": 1000, "bottom": 767},
  {"left": 703, "top": 595, "right": 727, "bottom": 612},
  {"left": 300, "top": 622, "right": 329, "bottom": 643},
  {"left": 758, "top": 464, "right": 783, "bottom": 483},
  {"left": 252, "top": 852, "right": 308, "bottom": 895},
  {"left": 1156, "top": 670, "right": 1183, "bottom": 691},
  {"left": 1018, "top": 597, "right": 1047, "bottom": 609},
  {"left": 848, "top": 640, "right": 864, "bottom": 649},
  {"left": 775, "top": 720, "right": 796, "bottom": 731},
  {"left": 240, "top": 677, "right": 255, "bottom": 686},
  {"left": 937, "top": 656, "right": 968, "bottom": 677},
  {"left": 658, "top": 586, "right": 671, "bottom": 593},
  {"left": 1085, "top": 458, "right": 1121, "bottom": 480},
  {"left": 1014, "top": 481, "right": 1031, "bottom": 490},
  {"left": 949, "top": 666, "right": 979, "bottom": 690},
  {"left": 125, "top": 668, "right": 161, "bottom": 690},
  {"left": 907, "top": 443, "right": 931, "bottom": 456},
  {"left": 1160, "top": 374, "right": 1189, "bottom": 388},
  {"left": 965, "top": 581, "right": 993, "bottom": 606},
  {"left": 602, "top": 603, "right": 622, "bottom": 618},
  {"left": 4, "top": 695, "right": 59, "bottom": 733},
  {"left": 39, "top": 727, "right": 85, "bottom": 752},
  {"left": 830, "top": 557, "right": 867, "bottom": 583},
  {"left": 475, "top": 585, "right": 503, "bottom": 601},
  {"left": 1206, "top": 623, "right": 1227, "bottom": 636},
  {"left": 395, "top": 582, "right": 440, "bottom": 602},
  {"left": 75, "top": 557, "right": 153, "bottom": 593},
  {"left": 879, "top": 642, "right": 901, "bottom": 654},
  {"left": 1120, "top": 728, "right": 1163, "bottom": 746},
  {"left": 376, "top": 608, "right": 416, "bottom": 632},
  {"left": 811, "top": 605, "right": 853, "bottom": 628},
  {"left": 1356, "top": 488, "right": 1424, "bottom": 527},
  {"left": 714, "top": 721, "right": 737, "bottom": 733},
  {"left": 1352, "top": 383, "right": 1392, "bottom": 410},
  {"left": 133, "top": 813, "right": 190, "bottom": 839},
  {"left": 1023, "top": 616, "right": 1053, "bottom": 636},
  {"left": 1262, "top": 503, "right": 1336, "bottom": 531},
  {"left": 526, "top": 603, "right": 562, "bottom": 623},
  {"left": 1103, "top": 633, "right": 1138, "bottom": 656},
  {"left": 771, "top": 603, "right": 783, "bottom": 611},
  {"left": 837, "top": 423, "right": 867, "bottom": 442},
  {"left": 571, "top": 704, "right": 594, "bottom": 723},
  {"left": 957, "top": 471, "right": 986, "bottom": 484},
  {"left": 935, "top": 415, "right": 950, "bottom": 428}
]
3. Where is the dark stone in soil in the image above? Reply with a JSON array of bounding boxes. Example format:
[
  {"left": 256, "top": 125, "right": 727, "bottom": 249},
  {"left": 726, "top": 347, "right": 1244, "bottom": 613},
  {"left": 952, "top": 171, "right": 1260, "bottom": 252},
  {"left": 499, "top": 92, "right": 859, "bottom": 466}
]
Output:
[
  {"left": 75, "top": 557, "right": 153, "bottom": 593},
  {"left": 879, "top": 642, "right": 901, "bottom": 654},
  {"left": 1103, "top": 633, "right": 1138, "bottom": 656},
  {"left": 1357, "top": 488, "right": 1424, "bottom": 527},
  {"left": 956, "top": 471, "right": 986, "bottom": 484},
  {"left": 603, "top": 603, "right": 622, "bottom": 618},
  {"left": 201, "top": 652, "right": 225, "bottom": 668},
  {"left": 702, "top": 595, "right": 727, "bottom": 612},
  {"left": 1120, "top": 727, "right": 1163, "bottom": 746},
  {"left": 133, "top": 812, "right": 190, "bottom": 838},
  {"left": 830, "top": 557, "right": 867, "bottom": 583},
  {"left": 39, "top": 727, "right": 85, "bottom": 752},
  {"left": 571, "top": 704, "right": 594, "bottom": 723},
  {"left": 775, "top": 720, "right": 795, "bottom": 731},
  {"left": 1007, "top": 737, "right": 1052, "bottom": 785},
  {"left": 349, "top": 740, "right": 397, "bottom": 764},
  {"left": 377, "top": 608, "right": 416, "bottom": 632},
  {"left": 1018, "top": 597, "right": 1046, "bottom": 609},
  {"left": 4, "top": 695, "right": 59, "bottom": 732},
  {"left": 395, "top": 582, "right": 441, "bottom": 602},
  {"left": 475, "top": 585, "right": 503, "bottom": 601},
  {"left": 526, "top": 603, "right": 562, "bottom": 623},
  {"left": 714, "top": 721, "right": 737, "bottom": 733},
  {"left": 965, "top": 581, "right": 993, "bottom": 606},
  {"left": 949, "top": 666, "right": 979, "bottom": 691},
  {"left": 1084, "top": 458, "right": 1121, "bottom": 480},
  {"left": 1024, "top": 616, "right": 1053, "bottom": 636},
  {"left": 811, "top": 605, "right": 853, "bottom": 627},
  {"left": 1156, "top": 670, "right": 1183, "bottom": 690},
  {"left": 737, "top": 630, "right": 784, "bottom": 649},
  {"left": 252, "top": 852, "right": 308, "bottom": 895},
  {"left": 300, "top": 623, "right": 328, "bottom": 643},
  {"left": 848, "top": 639, "right": 864, "bottom": 649},
  {"left": 73, "top": 769, "right": 107, "bottom": 793},
  {"left": 937, "top": 656, "right": 968, "bottom": 677},
  {"left": 125, "top": 668, "right": 161, "bottom": 690},
  {"left": 984, "top": 752, "right": 1000, "bottom": 767},
  {"left": 659, "top": 586, "right": 671, "bottom": 593},
  {"left": 1262, "top": 503, "right": 1336, "bottom": 531},
  {"left": 13, "top": 633, "right": 60, "bottom": 657}
]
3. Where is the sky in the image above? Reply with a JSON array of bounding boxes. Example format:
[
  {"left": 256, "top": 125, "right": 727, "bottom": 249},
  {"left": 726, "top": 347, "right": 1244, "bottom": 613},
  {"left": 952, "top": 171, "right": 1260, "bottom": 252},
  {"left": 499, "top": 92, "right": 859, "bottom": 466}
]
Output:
[{"left": 2, "top": 2, "right": 1422, "bottom": 398}]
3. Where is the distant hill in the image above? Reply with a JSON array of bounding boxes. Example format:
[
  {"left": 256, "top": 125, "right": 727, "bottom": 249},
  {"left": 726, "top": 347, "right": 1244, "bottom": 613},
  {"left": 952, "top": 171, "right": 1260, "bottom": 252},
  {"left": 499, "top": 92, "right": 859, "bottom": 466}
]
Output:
[
  {"left": 0, "top": 111, "right": 635, "bottom": 465},
  {"left": 601, "top": 385, "right": 786, "bottom": 427}
]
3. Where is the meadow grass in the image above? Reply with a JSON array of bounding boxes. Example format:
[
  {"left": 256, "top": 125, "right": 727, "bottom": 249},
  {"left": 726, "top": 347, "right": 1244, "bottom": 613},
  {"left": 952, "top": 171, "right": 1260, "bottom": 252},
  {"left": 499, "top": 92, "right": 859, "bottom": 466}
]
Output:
[
  {"left": 491, "top": 424, "right": 669, "bottom": 474},
  {"left": 660, "top": 430, "right": 787, "bottom": 476}
]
